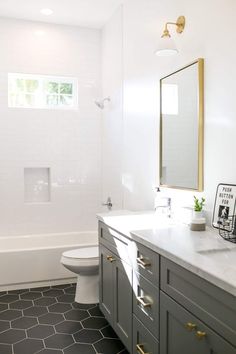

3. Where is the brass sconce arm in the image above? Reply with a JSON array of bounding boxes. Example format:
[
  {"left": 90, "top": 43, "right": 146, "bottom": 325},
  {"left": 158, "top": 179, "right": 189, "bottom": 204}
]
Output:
[{"left": 161, "top": 16, "right": 185, "bottom": 37}]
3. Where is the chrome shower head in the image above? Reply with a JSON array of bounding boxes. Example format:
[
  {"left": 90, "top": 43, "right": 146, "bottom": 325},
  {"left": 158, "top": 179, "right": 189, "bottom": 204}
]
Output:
[{"left": 95, "top": 97, "right": 111, "bottom": 110}]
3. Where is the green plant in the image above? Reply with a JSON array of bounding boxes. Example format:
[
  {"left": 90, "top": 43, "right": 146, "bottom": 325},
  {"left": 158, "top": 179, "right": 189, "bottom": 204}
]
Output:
[{"left": 194, "top": 196, "right": 205, "bottom": 212}]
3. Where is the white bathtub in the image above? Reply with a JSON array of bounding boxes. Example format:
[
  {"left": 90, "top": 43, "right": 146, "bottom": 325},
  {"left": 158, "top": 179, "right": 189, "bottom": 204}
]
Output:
[{"left": 0, "top": 231, "right": 98, "bottom": 291}]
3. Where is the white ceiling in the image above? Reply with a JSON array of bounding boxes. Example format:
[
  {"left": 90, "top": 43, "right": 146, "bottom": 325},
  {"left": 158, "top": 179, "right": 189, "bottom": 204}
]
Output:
[{"left": 0, "top": 0, "right": 123, "bottom": 29}]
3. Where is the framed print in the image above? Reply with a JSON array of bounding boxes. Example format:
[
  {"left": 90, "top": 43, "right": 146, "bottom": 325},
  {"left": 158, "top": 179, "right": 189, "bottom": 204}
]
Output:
[{"left": 212, "top": 183, "right": 236, "bottom": 229}]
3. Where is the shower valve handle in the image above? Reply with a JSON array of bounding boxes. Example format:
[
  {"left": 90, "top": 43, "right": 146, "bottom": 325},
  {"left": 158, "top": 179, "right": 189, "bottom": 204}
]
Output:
[{"left": 102, "top": 197, "right": 113, "bottom": 210}]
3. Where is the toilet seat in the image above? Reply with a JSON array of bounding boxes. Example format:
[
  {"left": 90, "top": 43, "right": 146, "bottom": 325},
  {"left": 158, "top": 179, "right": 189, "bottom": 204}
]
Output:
[{"left": 61, "top": 246, "right": 99, "bottom": 267}]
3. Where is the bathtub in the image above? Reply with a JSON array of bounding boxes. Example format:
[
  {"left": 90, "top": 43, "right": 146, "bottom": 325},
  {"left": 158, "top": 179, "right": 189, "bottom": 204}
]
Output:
[{"left": 0, "top": 231, "right": 98, "bottom": 291}]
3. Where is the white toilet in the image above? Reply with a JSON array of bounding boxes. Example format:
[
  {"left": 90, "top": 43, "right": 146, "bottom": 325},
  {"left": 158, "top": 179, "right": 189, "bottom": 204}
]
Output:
[{"left": 61, "top": 246, "right": 99, "bottom": 304}]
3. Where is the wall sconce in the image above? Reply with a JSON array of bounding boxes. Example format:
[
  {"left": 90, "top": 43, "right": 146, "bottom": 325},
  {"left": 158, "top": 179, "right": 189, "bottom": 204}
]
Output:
[{"left": 155, "top": 16, "right": 185, "bottom": 56}]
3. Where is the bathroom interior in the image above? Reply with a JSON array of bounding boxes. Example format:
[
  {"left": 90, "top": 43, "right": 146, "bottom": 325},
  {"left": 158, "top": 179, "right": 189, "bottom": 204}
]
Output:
[{"left": 0, "top": 0, "right": 235, "bottom": 353}]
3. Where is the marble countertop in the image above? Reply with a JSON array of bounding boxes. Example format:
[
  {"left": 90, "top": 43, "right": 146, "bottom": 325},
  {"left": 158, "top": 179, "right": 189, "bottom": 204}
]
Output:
[{"left": 97, "top": 210, "right": 236, "bottom": 297}]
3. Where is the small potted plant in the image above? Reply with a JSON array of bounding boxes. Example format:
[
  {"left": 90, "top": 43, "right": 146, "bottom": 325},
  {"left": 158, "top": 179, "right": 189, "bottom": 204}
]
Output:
[
  {"left": 193, "top": 196, "right": 205, "bottom": 218},
  {"left": 190, "top": 196, "right": 206, "bottom": 231}
]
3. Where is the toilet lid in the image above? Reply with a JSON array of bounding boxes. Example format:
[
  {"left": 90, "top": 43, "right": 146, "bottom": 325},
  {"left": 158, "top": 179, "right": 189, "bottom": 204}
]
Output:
[{"left": 62, "top": 246, "right": 98, "bottom": 259}]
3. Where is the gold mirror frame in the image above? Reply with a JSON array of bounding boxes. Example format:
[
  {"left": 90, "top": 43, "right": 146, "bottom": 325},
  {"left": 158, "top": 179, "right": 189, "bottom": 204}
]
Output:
[{"left": 160, "top": 58, "right": 204, "bottom": 191}]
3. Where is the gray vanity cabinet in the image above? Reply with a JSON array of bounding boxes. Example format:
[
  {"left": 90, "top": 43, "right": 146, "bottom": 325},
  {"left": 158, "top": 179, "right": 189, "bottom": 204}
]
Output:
[
  {"left": 99, "top": 220, "right": 236, "bottom": 354},
  {"left": 99, "top": 239, "right": 132, "bottom": 352},
  {"left": 160, "top": 291, "right": 236, "bottom": 354}
]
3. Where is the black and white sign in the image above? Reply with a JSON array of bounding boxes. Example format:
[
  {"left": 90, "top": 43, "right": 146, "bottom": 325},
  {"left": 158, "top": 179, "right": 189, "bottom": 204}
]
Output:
[{"left": 212, "top": 183, "right": 236, "bottom": 229}]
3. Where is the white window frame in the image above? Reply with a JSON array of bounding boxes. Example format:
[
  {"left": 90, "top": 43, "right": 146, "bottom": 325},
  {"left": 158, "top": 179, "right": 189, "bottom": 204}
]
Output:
[{"left": 8, "top": 73, "right": 78, "bottom": 110}]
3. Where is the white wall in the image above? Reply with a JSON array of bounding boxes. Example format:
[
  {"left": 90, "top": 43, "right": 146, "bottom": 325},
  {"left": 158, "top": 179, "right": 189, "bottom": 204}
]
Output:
[
  {"left": 0, "top": 18, "right": 102, "bottom": 236},
  {"left": 101, "top": 6, "right": 124, "bottom": 210},
  {"left": 102, "top": 0, "right": 236, "bottom": 220}
]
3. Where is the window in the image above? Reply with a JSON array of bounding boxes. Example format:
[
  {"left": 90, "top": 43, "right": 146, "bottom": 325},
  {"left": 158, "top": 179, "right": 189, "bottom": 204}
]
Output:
[{"left": 8, "top": 73, "right": 78, "bottom": 109}]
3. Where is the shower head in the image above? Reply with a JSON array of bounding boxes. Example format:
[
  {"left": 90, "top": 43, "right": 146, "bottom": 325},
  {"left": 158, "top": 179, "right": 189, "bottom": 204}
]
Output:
[{"left": 95, "top": 97, "right": 111, "bottom": 109}]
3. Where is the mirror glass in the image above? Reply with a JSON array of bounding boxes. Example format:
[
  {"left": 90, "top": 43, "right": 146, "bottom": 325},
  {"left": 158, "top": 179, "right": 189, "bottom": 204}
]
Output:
[{"left": 160, "top": 59, "right": 204, "bottom": 190}]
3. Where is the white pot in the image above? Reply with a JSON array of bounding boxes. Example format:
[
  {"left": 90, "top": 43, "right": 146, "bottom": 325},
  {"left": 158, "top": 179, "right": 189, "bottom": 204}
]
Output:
[{"left": 192, "top": 210, "right": 204, "bottom": 219}]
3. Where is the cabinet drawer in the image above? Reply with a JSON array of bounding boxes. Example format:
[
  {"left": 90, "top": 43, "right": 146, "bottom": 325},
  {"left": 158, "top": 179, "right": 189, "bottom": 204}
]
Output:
[
  {"left": 133, "top": 242, "right": 159, "bottom": 286},
  {"left": 161, "top": 257, "right": 236, "bottom": 347},
  {"left": 99, "top": 221, "right": 133, "bottom": 265},
  {"left": 160, "top": 291, "right": 236, "bottom": 354},
  {"left": 133, "top": 315, "right": 159, "bottom": 354},
  {"left": 133, "top": 272, "right": 159, "bottom": 338}
]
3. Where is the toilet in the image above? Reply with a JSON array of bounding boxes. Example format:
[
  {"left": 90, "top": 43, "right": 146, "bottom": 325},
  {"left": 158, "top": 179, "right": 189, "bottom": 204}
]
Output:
[{"left": 61, "top": 246, "right": 99, "bottom": 304}]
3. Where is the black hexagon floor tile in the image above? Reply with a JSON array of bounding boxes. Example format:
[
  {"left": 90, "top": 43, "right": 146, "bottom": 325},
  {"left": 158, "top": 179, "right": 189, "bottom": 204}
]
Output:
[
  {"left": 0, "top": 294, "right": 19, "bottom": 303},
  {"left": 43, "top": 290, "right": 64, "bottom": 298},
  {"left": 55, "top": 320, "right": 82, "bottom": 335},
  {"left": 56, "top": 295, "right": 74, "bottom": 303},
  {"left": 34, "top": 297, "right": 56, "bottom": 307},
  {"left": 51, "top": 284, "right": 72, "bottom": 290},
  {"left": 0, "top": 292, "right": 7, "bottom": 297},
  {"left": 14, "top": 338, "right": 44, "bottom": 354},
  {"left": 30, "top": 287, "right": 50, "bottom": 292},
  {"left": 0, "top": 304, "right": 8, "bottom": 312},
  {"left": 38, "top": 313, "right": 64, "bottom": 325},
  {"left": 38, "top": 349, "right": 63, "bottom": 354},
  {"left": 48, "top": 303, "right": 72, "bottom": 313},
  {"left": 24, "top": 306, "right": 48, "bottom": 317},
  {"left": 82, "top": 317, "right": 108, "bottom": 330},
  {"left": 101, "top": 326, "right": 119, "bottom": 339},
  {"left": 0, "top": 310, "right": 22, "bottom": 321},
  {"left": 0, "top": 343, "right": 12, "bottom": 354},
  {"left": 10, "top": 300, "right": 33, "bottom": 310},
  {"left": 44, "top": 333, "right": 74, "bottom": 349},
  {"left": 10, "top": 289, "right": 29, "bottom": 295},
  {"left": 74, "top": 328, "right": 102, "bottom": 344},
  {"left": 0, "top": 320, "right": 10, "bottom": 333},
  {"left": 94, "top": 338, "right": 125, "bottom": 354},
  {"left": 0, "top": 328, "right": 26, "bottom": 344},
  {"left": 64, "top": 343, "right": 96, "bottom": 354},
  {"left": 1, "top": 284, "right": 127, "bottom": 354},
  {"left": 12, "top": 316, "right": 38, "bottom": 330},
  {"left": 72, "top": 302, "right": 95, "bottom": 310},
  {"left": 21, "top": 292, "right": 42, "bottom": 301},
  {"left": 65, "top": 309, "right": 89, "bottom": 321},
  {"left": 64, "top": 287, "right": 76, "bottom": 295},
  {"left": 88, "top": 306, "right": 105, "bottom": 317},
  {"left": 27, "top": 324, "right": 55, "bottom": 339}
]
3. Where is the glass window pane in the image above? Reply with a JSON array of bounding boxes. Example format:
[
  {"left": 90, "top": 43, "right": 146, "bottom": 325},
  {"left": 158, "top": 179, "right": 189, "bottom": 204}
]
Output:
[
  {"left": 60, "top": 95, "right": 73, "bottom": 106},
  {"left": 25, "top": 94, "right": 35, "bottom": 107},
  {"left": 25, "top": 80, "right": 38, "bottom": 93},
  {"left": 16, "top": 79, "right": 25, "bottom": 92},
  {"left": 46, "top": 82, "right": 59, "bottom": 94},
  {"left": 46, "top": 95, "right": 58, "bottom": 106},
  {"left": 60, "top": 83, "right": 73, "bottom": 95}
]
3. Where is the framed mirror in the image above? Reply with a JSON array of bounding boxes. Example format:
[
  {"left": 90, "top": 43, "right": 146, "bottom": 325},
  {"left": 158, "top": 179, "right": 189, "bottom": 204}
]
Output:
[{"left": 160, "top": 58, "right": 204, "bottom": 191}]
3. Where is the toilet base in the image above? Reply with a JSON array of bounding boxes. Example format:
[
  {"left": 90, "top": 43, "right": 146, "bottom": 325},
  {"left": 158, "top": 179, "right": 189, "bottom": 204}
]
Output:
[{"left": 75, "top": 274, "right": 99, "bottom": 304}]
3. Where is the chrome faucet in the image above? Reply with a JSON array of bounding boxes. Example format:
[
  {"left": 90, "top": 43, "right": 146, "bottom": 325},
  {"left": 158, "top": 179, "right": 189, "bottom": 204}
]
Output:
[
  {"left": 155, "top": 197, "right": 172, "bottom": 217},
  {"left": 154, "top": 187, "right": 172, "bottom": 217}
]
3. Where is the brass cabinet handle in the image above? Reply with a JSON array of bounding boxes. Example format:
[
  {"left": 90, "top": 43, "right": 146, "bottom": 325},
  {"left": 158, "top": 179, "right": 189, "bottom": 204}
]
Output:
[
  {"left": 106, "top": 255, "right": 116, "bottom": 263},
  {"left": 185, "top": 322, "right": 197, "bottom": 331},
  {"left": 196, "top": 331, "right": 206, "bottom": 340},
  {"left": 136, "top": 344, "right": 150, "bottom": 354},
  {"left": 136, "top": 256, "right": 151, "bottom": 268},
  {"left": 137, "top": 296, "right": 152, "bottom": 308}
]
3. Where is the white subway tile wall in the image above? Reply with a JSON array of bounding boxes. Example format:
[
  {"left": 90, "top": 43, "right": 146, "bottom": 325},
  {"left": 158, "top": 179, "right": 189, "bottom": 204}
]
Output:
[{"left": 0, "top": 18, "right": 102, "bottom": 236}]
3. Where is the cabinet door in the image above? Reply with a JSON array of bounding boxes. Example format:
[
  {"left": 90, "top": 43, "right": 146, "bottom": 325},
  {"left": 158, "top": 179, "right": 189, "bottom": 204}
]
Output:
[
  {"left": 99, "top": 244, "right": 114, "bottom": 324},
  {"left": 133, "top": 315, "right": 159, "bottom": 354},
  {"left": 160, "top": 291, "right": 236, "bottom": 354},
  {"left": 113, "top": 256, "right": 133, "bottom": 353}
]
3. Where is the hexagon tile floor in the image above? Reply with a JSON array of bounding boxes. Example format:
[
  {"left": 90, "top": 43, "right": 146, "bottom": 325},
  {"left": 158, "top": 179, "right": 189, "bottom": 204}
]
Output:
[{"left": 0, "top": 284, "right": 129, "bottom": 354}]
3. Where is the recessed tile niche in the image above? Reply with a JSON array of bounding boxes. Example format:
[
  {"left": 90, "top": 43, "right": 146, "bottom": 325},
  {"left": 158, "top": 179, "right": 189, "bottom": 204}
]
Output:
[{"left": 24, "top": 168, "right": 50, "bottom": 203}]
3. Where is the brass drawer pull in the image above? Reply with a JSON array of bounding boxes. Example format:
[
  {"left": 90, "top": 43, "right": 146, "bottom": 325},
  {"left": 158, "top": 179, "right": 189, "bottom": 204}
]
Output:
[
  {"left": 185, "top": 322, "right": 197, "bottom": 331},
  {"left": 106, "top": 255, "right": 116, "bottom": 263},
  {"left": 137, "top": 296, "right": 152, "bottom": 308},
  {"left": 137, "top": 256, "right": 151, "bottom": 268},
  {"left": 136, "top": 344, "right": 150, "bottom": 354},
  {"left": 196, "top": 331, "right": 206, "bottom": 340}
]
